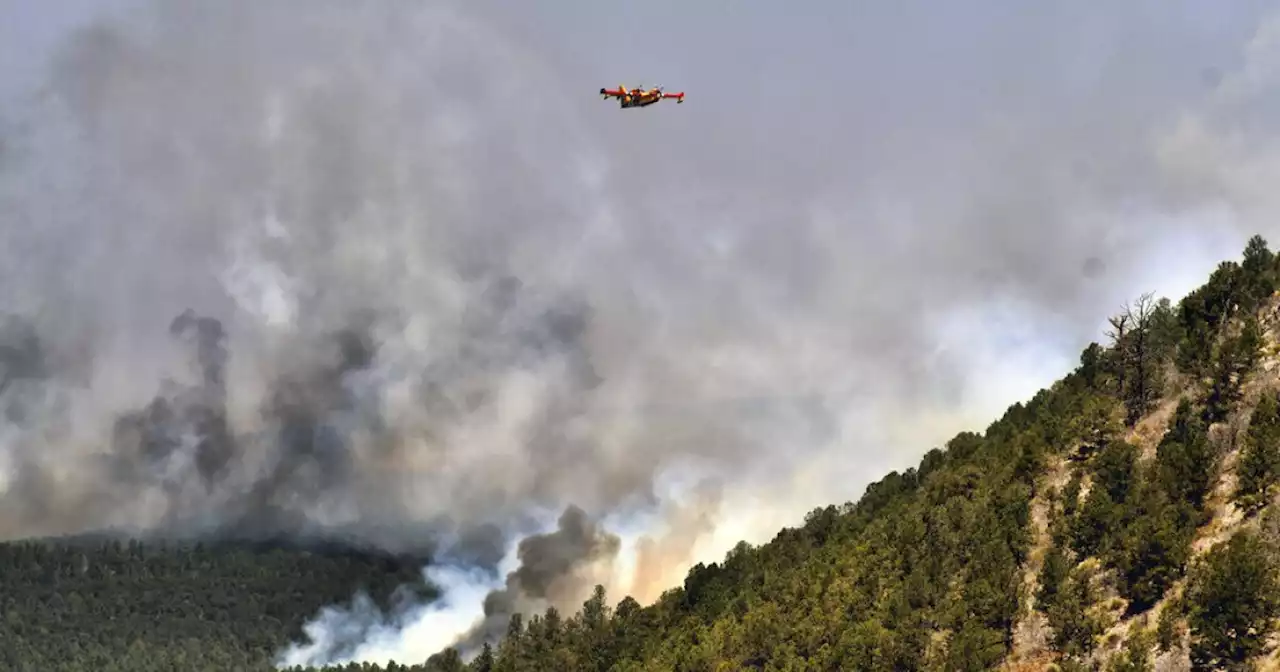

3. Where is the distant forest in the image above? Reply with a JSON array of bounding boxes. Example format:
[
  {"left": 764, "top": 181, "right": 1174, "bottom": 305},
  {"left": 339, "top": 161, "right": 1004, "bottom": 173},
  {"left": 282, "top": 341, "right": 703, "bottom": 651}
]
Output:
[{"left": 0, "top": 537, "right": 431, "bottom": 671}]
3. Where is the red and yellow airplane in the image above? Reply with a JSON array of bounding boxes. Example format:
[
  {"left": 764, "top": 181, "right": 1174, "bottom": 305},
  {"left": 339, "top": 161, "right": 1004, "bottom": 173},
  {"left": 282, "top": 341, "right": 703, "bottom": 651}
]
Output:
[{"left": 599, "top": 84, "right": 685, "bottom": 108}]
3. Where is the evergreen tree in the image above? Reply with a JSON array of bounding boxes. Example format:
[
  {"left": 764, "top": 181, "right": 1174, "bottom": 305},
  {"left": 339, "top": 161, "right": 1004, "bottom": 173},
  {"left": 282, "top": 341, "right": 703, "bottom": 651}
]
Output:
[
  {"left": 1186, "top": 531, "right": 1280, "bottom": 667},
  {"left": 1237, "top": 390, "right": 1280, "bottom": 512}
]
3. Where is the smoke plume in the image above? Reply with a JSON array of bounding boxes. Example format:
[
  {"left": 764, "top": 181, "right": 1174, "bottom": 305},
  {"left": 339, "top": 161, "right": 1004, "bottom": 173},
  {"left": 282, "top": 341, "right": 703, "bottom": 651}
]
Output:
[{"left": 4, "top": 0, "right": 1280, "bottom": 666}]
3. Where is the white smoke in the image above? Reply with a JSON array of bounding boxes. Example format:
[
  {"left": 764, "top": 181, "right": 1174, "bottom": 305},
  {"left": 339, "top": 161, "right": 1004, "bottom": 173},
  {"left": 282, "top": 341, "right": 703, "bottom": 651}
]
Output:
[{"left": 277, "top": 564, "right": 512, "bottom": 668}]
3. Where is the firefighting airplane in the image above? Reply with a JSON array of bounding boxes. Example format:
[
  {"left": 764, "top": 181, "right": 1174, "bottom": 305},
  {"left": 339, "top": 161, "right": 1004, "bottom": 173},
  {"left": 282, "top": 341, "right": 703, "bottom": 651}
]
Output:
[{"left": 599, "top": 84, "right": 685, "bottom": 109}]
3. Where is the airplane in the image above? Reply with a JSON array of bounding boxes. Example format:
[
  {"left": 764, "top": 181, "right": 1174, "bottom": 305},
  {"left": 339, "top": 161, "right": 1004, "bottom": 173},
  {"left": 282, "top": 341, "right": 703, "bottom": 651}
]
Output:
[{"left": 599, "top": 84, "right": 685, "bottom": 109}]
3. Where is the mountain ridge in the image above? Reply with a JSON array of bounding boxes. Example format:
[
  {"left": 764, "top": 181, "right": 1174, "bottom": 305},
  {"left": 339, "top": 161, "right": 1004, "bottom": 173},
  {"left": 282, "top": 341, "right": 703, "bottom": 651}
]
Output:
[{"left": 9, "top": 235, "right": 1280, "bottom": 670}]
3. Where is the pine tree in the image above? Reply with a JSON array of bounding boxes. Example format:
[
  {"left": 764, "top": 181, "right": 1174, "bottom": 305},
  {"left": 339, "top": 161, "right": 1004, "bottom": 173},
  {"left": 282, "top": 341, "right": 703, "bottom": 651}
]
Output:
[
  {"left": 1237, "top": 390, "right": 1280, "bottom": 512},
  {"left": 1187, "top": 531, "right": 1280, "bottom": 667}
]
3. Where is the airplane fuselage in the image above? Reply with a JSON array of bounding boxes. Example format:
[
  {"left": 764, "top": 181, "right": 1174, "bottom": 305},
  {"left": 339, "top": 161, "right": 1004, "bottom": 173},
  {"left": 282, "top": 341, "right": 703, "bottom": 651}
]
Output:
[
  {"left": 620, "top": 95, "right": 661, "bottom": 108},
  {"left": 600, "top": 86, "right": 683, "bottom": 109}
]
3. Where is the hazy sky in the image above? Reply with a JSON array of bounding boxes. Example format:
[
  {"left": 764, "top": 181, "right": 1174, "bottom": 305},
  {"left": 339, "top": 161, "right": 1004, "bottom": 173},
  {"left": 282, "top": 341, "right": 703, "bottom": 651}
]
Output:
[
  {"left": 2, "top": 0, "right": 1276, "bottom": 572},
  {"left": 0, "top": 0, "right": 117, "bottom": 98},
  {"left": 5, "top": 0, "right": 1280, "bottom": 665}
]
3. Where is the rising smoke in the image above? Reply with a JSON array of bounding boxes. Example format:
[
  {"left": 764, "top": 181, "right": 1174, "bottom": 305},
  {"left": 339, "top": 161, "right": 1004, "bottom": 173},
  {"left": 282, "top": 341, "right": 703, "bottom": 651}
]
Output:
[{"left": 2, "top": 0, "right": 1280, "bottom": 666}]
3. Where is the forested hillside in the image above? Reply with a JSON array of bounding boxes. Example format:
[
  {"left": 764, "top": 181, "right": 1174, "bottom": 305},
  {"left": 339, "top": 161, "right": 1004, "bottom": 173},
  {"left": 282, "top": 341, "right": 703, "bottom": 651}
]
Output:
[{"left": 10, "top": 235, "right": 1280, "bottom": 671}]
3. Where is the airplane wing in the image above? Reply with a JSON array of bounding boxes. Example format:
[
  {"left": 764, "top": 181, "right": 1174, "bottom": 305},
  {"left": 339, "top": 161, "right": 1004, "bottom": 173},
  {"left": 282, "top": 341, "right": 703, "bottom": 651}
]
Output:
[{"left": 600, "top": 84, "right": 630, "bottom": 99}]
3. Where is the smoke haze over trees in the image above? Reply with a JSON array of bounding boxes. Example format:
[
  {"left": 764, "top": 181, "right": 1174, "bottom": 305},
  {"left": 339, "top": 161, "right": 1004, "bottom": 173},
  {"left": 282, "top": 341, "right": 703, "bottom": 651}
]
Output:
[{"left": 5, "top": 0, "right": 1280, "bottom": 668}]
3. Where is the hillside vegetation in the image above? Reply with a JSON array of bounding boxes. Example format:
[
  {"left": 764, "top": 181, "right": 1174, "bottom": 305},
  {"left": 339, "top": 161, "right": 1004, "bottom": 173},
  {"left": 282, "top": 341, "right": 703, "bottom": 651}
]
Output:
[{"left": 10, "top": 235, "right": 1280, "bottom": 671}]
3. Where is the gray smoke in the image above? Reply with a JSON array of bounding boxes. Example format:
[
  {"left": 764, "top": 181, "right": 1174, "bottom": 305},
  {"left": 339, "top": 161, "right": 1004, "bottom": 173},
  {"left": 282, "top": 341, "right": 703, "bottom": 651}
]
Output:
[
  {"left": 4, "top": 0, "right": 1280, "bottom": 667},
  {"left": 458, "top": 505, "right": 622, "bottom": 655}
]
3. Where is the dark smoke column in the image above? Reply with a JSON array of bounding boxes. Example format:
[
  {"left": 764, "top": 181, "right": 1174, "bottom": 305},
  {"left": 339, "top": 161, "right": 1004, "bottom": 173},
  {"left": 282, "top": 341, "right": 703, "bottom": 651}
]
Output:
[
  {"left": 169, "top": 309, "right": 234, "bottom": 484},
  {"left": 451, "top": 504, "right": 621, "bottom": 657},
  {"left": 108, "top": 309, "right": 235, "bottom": 495}
]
